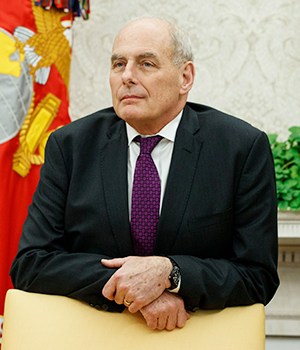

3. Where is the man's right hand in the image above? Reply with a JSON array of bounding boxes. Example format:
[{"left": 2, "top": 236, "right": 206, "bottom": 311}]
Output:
[
  {"left": 101, "top": 256, "right": 172, "bottom": 312},
  {"left": 140, "top": 291, "right": 190, "bottom": 331}
]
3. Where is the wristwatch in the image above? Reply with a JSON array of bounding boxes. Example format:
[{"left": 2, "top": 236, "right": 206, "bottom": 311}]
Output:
[{"left": 168, "top": 259, "right": 181, "bottom": 292}]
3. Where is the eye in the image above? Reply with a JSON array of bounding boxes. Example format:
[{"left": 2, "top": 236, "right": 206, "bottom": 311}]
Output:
[
  {"left": 112, "top": 61, "right": 125, "bottom": 71},
  {"left": 140, "top": 61, "right": 155, "bottom": 69},
  {"left": 143, "top": 61, "right": 153, "bottom": 67}
]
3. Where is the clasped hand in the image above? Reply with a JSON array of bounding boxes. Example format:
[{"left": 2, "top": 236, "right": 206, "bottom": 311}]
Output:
[
  {"left": 101, "top": 256, "right": 189, "bottom": 330},
  {"left": 101, "top": 256, "right": 172, "bottom": 313}
]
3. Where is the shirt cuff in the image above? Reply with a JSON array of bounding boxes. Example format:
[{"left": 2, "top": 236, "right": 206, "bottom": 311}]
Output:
[{"left": 167, "top": 275, "right": 181, "bottom": 293}]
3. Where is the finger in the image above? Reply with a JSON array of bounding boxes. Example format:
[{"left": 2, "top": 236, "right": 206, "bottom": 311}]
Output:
[
  {"left": 128, "top": 300, "right": 142, "bottom": 313},
  {"left": 140, "top": 308, "right": 157, "bottom": 330},
  {"left": 103, "top": 278, "right": 129, "bottom": 305},
  {"left": 176, "top": 310, "right": 189, "bottom": 328},
  {"left": 146, "top": 316, "right": 158, "bottom": 330},
  {"left": 113, "top": 289, "right": 127, "bottom": 305},
  {"left": 157, "top": 316, "right": 168, "bottom": 330},
  {"left": 102, "top": 278, "right": 116, "bottom": 300},
  {"left": 123, "top": 298, "right": 133, "bottom": 307},
  {"left": 166, "top": 314, "right": 177, "bottom": 331},
  {"left": 101, "top": 258, "right": 126, "bottom": 268}
]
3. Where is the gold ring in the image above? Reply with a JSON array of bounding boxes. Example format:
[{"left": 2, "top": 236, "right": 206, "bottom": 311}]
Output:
[{"left": 124, "top": 299, "right": 132, "bottom": 307}]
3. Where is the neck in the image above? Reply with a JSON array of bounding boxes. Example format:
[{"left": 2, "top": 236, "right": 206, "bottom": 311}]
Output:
[{"left": 128, "top": 109, "right": 184, "bottom": 135}]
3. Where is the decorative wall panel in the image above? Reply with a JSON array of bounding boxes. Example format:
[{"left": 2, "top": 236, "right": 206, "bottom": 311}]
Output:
[{"left": 70, "top": 0, "right": 300, "bottom": 138}]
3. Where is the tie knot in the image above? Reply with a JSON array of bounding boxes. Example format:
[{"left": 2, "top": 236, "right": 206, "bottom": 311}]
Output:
[{"left": 136, "top": 135, "right": 163, "bottom": 154}]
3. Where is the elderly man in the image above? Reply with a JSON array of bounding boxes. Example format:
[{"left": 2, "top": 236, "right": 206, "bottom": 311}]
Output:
[{"left": 11, "top": 17, "right": 279, "bottom": 331}]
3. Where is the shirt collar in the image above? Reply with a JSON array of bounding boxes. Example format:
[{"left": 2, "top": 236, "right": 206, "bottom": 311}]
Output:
[{"left": 126, "top": 111, "right": 183, "bottom": 146}]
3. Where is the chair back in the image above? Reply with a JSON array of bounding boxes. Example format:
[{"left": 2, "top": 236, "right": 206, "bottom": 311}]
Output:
[{"left": 2, "top": 289, "right": 265, "bottom": 350}]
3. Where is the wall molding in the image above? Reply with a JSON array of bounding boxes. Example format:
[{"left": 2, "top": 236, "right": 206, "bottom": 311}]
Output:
[{"left": 266, "top": 211, "right": 300, "bottom": 336}]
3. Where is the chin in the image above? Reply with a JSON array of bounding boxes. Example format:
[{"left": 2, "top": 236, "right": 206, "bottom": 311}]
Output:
[{"left": 117, "top": 107, "right": 144, "bottom": 122}]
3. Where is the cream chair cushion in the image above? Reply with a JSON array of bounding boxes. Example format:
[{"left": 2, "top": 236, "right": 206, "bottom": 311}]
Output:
[{"left": 2, "top": 289, "right": 265, "bottom": 350}]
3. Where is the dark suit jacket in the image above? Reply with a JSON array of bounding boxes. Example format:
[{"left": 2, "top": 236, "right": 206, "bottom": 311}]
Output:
[{"left": 11, "top": 102, "right": 279, "bottom": 312}]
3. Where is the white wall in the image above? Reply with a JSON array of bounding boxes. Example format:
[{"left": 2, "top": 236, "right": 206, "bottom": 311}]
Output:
[
  {"left": 266, "top": 337, "right": 300, "bottom": 350},
  {"left": 69, "top": 0, "right": 300, "bottom": 139}
]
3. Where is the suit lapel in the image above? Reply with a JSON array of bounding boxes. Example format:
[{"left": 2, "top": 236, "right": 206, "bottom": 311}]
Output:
[
  {"left": 100, "top": 106, "right": 204, "bottom": 256},
  {"left": 155, "top": 106, "right": 203, "bottom": 254},
  {"left": 100, "top": 120, "right": 133, "bottom": 256}
]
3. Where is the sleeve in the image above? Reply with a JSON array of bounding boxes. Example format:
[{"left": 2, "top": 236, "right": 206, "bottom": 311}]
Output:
[
  {"left": 171, "top": 132, "right": 279, "bottom": 310},
  {"left": 10, "top": 132, "right": 124, "bottom": 312}
]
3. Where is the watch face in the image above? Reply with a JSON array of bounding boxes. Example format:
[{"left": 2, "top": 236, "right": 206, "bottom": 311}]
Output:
[{"left": 170, "top": 265, "right": 180, "bottom": 288}]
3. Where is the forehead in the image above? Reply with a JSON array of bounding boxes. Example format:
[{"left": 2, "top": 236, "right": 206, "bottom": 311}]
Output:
[{"left": 112, "top": 20, "right": 173, "bottom": 59}]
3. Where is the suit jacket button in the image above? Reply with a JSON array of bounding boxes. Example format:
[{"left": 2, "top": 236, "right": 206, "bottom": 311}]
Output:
[
  {"left": 95, "top": 304, "right": 101, "bottom": 310},
  {"left": 102, "top": 304, "right": 109, "bottom": 311},
  {"left": 89, "top": 303, "right": 94, "bottom": 307}
]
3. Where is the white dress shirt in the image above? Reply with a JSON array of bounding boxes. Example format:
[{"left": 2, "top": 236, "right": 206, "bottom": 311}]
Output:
[{"left": 126, "top": 112, "right": 183, "bottom": 219}]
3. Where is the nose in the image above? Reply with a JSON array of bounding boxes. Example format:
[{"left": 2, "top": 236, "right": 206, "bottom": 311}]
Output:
[{"left": 122, "top": 62, "right": 137, "bottom": 85}]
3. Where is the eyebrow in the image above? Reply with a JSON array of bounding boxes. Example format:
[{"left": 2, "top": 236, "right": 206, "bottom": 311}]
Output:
[
  {"left": 111, "top": 54, "right": 123, "bottom": 63},
  {"left": 111, "top": 52, "right": 158, "bottom": 63}
]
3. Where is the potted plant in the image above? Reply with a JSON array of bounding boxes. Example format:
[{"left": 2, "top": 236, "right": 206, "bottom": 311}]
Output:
[{"left": 268, "top": 126, "right": 300, "bottom": 211}]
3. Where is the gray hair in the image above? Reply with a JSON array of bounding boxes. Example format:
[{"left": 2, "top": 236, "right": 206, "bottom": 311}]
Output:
[
  {"left": 167, "top": 20, "right": 194, "bottom": 66},
  {"left": 118, "top": 16, "right": 194, "bottom": 66}
]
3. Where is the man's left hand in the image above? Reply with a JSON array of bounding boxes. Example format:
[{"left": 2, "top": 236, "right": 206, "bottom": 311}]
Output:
[
  {"left": 101, "top": 256, "right": 172, "bottom": 313},
  {"left": 140, "top": 291, "right": 190, "bottom": 330}
]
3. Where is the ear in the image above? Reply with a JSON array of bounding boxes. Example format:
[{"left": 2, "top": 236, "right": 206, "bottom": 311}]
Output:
[{"left": 179, "top": 61, "right": 195, "bottom": 95}]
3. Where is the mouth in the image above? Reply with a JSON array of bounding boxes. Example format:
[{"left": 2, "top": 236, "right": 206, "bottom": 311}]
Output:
[{"left": 120, "top": 95, "right": 143, "bottom": 102}]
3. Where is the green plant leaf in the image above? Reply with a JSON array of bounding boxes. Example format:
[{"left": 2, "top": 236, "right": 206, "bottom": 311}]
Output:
[
  {"left": 268, "top": 125, "right": 300, "bottom": 210},
  {"left": 268, "top": 134, "right": 278, "bottom": 145}
]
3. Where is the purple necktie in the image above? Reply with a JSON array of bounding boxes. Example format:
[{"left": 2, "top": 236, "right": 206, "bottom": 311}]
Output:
[{"left": 131, "top": 135, "right": 163, "bottom": 256}]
